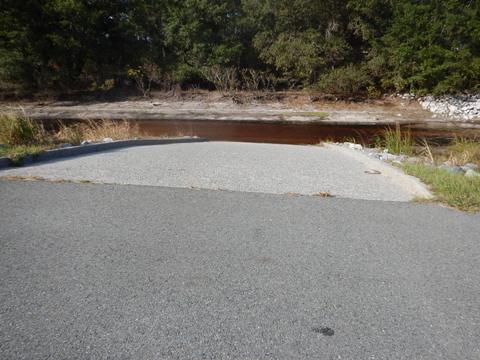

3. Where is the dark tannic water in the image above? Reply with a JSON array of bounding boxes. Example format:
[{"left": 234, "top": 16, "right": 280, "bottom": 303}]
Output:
[
  {"left": 134, "top": 119, "right": 480, "bottom": 145},
  {"left": 41, "top": 118, "right": 480, "bottom": 145}
]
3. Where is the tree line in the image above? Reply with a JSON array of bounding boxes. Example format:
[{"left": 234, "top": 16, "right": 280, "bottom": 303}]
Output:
[{"left": 1, "top": 0, "right": 479, "bottom": 95}]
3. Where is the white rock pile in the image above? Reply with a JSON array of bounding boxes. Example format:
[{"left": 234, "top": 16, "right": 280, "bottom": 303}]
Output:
[
  {"left": 418, "top": 94, "right": 480, "bottom": 120},
  {"left": 340, "top": 142, "right": 480, "bottom": 177},
  {"left": 341, "top": 143, "right": 413, "bottom": 164}
]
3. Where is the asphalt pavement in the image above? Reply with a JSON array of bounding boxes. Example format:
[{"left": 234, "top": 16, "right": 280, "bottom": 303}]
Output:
[{"left": 1, "top": 180, "right": 478, "bottom": 359}]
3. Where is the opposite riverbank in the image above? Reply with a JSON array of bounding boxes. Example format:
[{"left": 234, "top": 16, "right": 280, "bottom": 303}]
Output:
[{"left": 1, "top": 92, "right": 479, "bottom": 130}]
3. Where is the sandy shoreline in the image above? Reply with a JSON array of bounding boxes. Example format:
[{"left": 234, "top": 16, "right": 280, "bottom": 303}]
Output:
[{"left": 1, "top": 92, "right": 479, "bottom": 130}]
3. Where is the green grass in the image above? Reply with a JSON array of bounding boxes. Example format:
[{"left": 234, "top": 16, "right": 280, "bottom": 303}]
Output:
[
  {"left": 0, "top": 145, "right": 48, "bottom": 165},
  {"left": 403, "top": 163, "right": 480, "bottom": 212}
]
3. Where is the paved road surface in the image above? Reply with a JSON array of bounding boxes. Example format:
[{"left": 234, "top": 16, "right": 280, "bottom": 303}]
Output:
[
  {"left": 1, "top": 180, "right": 478, "bottom": 359},
  {"left": 0, "top": 142, "right": 429, "bottom": 201}
]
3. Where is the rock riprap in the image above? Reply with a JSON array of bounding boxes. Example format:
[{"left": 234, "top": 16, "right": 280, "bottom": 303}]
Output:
[{"left": 419, "top": 94, "right": 480, "bottom": 120}]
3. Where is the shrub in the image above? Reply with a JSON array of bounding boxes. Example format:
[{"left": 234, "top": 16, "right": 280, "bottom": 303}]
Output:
[
  {"left": 127, "top": 61, "right": 161, "bottom": 97},
  {"left": 201, "top": 66, "right": 239, "bottom": 92},
  {"left": 316, "top": 65, "right": 371, "bottom": 96}
]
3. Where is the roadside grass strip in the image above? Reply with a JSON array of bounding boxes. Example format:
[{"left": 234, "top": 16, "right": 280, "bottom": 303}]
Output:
[
  {"left": 403, "top": 163, "right": 480, "bottom": 212},
  {"left": 0, "top": 145, "right": 49, "bottom": 165}
]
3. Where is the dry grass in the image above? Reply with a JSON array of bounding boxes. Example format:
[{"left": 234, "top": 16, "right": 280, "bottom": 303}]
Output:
[
  {"left": 312, "top": 192, "right": 334, "bottom": 197},
  {"left": 0, "top": 115, "right": 141, "bottom": 163},
  {"left": 417, "top": 137, "right": 480, "bottom": 167},
  {"left": 445, "top": 137, "right": 480, "bottom": 166},
  {"left": 418, "top": 138, "right": 435, "bottom": 163},
  {"left": 1, "top": 116, "right": 141, "bottom": 146},
  {"left": 55, "top": 123, "right": 84, "bottom": 145},
  {"left": 0, "top": 175, "right": 94, "bottom": 184},
  {"left": 78, "top": 120, "right": 140, "bottom": 142},
  {"left": 284, "top": 95, "right": 313, "bottom": 108},
  {"left": 54, "top": 120, "right": 140, "bottom": 144},
  {"left": 0, "top": 175, "right": 46, "bottom": 182}
]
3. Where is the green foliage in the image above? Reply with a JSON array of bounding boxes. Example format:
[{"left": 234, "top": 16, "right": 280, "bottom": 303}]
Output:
[
  {"left": 380, "top": 1, "right": 480, "bottom": 94},
  {"left": 0, "top": 0, "right": 164, "bottom": 90},
  {"left": 171, "top": 64, "right": 203, "bottom": 85},
  {"left": 0, "top": 0, "right": 479, "bottom": 94},
  {"left": 245, "top": 0, "right": 352, "bottom": 85}
]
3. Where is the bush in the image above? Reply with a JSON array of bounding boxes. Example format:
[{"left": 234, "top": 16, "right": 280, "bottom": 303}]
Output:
[
  {"left": 201, "top": 66, "right": 239, "bottom": 92},
  {"left": 127, "top": 61, "right": 161, "bottom": 97},
  {"left": 316, "top": 65, "right": 371, "bottom": 96},
  {"left": 0, "top": 114, "right": 43, "bottom": 146},
  {"left": 171, "top": 64, "right": 204, "bottom": 88}
]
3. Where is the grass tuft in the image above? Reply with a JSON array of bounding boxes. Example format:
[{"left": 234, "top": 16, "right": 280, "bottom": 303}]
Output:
[
  {"left": 383, "top": 123, "right": 414, "bottom": 155},
  {"left": 0, "top": 113, "right": 45, "bottom": 146},
  {"left": 403, "top": 163, "right": 480, "bottom": 212},
  {"left": 446, "top": 137, "right": 480, "bottom": 166}
]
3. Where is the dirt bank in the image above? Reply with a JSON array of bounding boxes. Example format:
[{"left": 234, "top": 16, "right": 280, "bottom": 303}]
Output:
[{"left": 1, "top": 91, "right": 480, "bottom": 130}]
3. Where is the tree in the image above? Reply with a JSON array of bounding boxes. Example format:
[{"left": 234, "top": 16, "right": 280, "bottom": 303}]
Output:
[
  {"left": 242, "top": 0, "right": 353, "bottom": 85},
  {"left": 381, "top": 0, "right": 480, "bottom": 94},
  {"left": 0, "top": 0, "right": 479, "bottom": 94},
  {"left": 0, "top": 0, "right": 165, "bottom": 90},
  {"left": 162, "top": 0, "right": 248, "bottom": 83}
]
